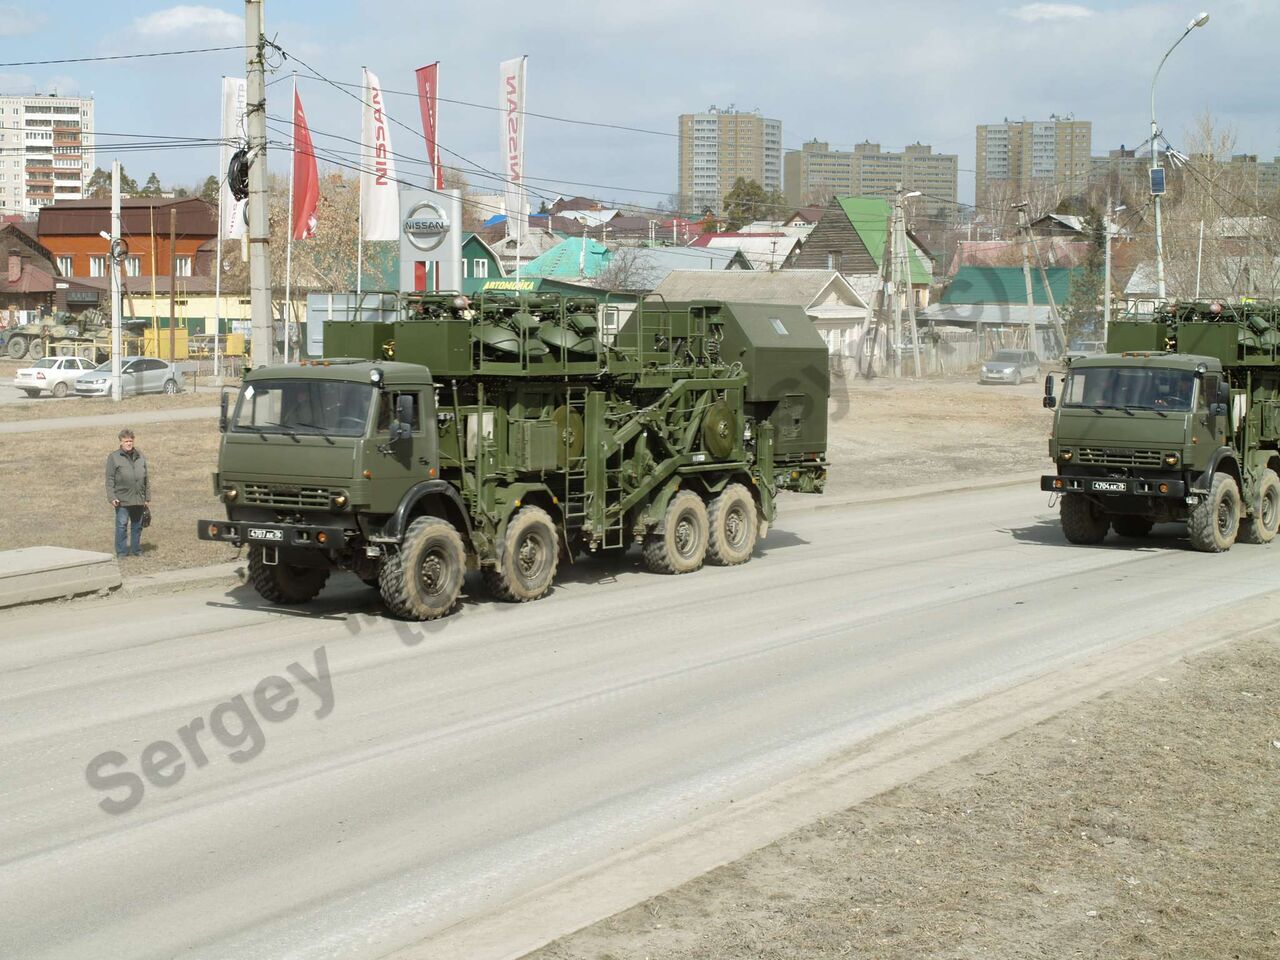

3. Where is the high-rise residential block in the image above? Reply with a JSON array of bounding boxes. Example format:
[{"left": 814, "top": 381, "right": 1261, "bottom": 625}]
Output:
[
  {"left": 677, "top": 106, "right": 782, "bottom": 215},
  {"left": 0, "top": 93, "right": 95, "bottom": 216},
  {"left": 783, "top": 140, "right": 957, "bottom": 218},
  {"left": 975, "top": 116, "right": 1091, "bottom": 209}
]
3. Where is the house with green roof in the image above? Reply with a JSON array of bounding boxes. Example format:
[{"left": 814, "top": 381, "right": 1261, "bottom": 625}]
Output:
[
  {"left": 460, "top": 232, "right": 505, "bottom": 295},
  {"left": 788, "top": 196, "right": 934, "bottom": 308},
  {"left": 940, "top": 266, "right": 1077, "bottom": 306}
]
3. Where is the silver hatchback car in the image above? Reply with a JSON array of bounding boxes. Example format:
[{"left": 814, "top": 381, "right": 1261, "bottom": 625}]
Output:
[
  {"left": 979, "top": 349, "right": 1039, "bottom": 385},
  {"left": 75, "top": 357, "right": 186, "bottom": 398}
]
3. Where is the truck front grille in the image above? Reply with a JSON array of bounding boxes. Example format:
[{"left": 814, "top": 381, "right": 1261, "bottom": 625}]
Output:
[
  {"left": 243, "top": 483, "right": 331, "bottom": 509},
  {"left": 1077, "top": 447, "right": 1164, "bottom": 469}
]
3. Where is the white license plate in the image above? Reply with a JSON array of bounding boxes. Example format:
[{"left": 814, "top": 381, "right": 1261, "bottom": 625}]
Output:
[
  {"left": 247, "top": 527, "right": 283, "bottom": 541},
  {"left": 1091, "top": 480, "right": 1127, "bottom": 493}
]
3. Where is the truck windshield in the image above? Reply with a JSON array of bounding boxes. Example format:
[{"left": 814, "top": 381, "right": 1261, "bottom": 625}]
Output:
[
  {"left": 1063, "top": 366, "right": 1196, "bottom": 412},
  {"left": 231, "top": 379, "right": 374, "bottom": 437}
]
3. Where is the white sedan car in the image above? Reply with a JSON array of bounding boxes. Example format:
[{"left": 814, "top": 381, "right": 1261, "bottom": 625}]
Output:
[{"left": 12, "top": 356, "right": 98, "bottom": 398}]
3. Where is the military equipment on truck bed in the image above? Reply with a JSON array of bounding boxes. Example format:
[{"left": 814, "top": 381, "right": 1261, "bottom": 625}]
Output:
[
  {"left": 199, "top": 292, "right": 829, "bottom": 619},
  {"left": 1042, "top": 300, "right": 1280, "bottom": 552},
  {"left": 2, "top": 309, "right": 116, "bottom": 361}
]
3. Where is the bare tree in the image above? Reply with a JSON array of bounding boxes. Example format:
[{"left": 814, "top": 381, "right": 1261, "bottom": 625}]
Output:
[{"left": 593, "top": 246, "right": 658, "bottom": 294}]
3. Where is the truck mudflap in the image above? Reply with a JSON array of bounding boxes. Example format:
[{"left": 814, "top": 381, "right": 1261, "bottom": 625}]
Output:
[
  {"left": 1041, "top": 475, "right": 1187, "bottom": 497},
  {"left": 197, "top": 519, "right": 349, "bottom": 548}
]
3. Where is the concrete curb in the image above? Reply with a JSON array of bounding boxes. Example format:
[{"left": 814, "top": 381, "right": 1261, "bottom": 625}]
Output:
[{"left": 118, "top": 559, "right": 246, "bottom": 599}]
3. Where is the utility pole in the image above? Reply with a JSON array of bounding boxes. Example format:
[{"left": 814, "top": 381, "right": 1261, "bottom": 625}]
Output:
[
  {"left": 110, "top": 161, "right": 123, "bottom": 403},
  {"left": 1014, "top": 201, "right": 1038, "bottom": 354},
  {"left": 887, "top": 201, "right": 903, "bottom": 379},
  {"left": 167, "top": 207, "right": 177, "bottom": 363},
  {"left": 893, "top": 184, "right": 922, "bottom": 377},
  {"left": 245, "top": 0, "right": 273, "bottom": 368}
]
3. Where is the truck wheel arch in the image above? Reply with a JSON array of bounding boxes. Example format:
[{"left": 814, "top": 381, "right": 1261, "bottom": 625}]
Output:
[
  {"left": 385, "top": 481, "right": 473, "bottom": 547},
  {"left": 1198, "top": 447, "right": 1241, "bottom": 491}
]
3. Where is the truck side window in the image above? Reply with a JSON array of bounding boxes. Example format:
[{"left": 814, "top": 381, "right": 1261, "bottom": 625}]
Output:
[{"left": 377, "top": 391, "right": 421, "bottom": 433}]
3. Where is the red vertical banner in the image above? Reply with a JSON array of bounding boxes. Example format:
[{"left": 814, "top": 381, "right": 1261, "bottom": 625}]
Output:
[
  {"left": 415, "top": 63, "right": 443, "bottom": 190},
  {"left": 291, "top": 90, "right": 319, "bottom": 240}
]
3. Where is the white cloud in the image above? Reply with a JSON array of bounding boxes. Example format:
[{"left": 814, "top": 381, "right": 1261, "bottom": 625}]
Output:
[
  {"left": 1009, "top": 3, "right": 1094, "bottom": 22},
  {"left": 0, "top": 4, "right": 43, "bottom": 36},
  {"left": 133, "top": 5, "right": 241, "bottom": 41}
]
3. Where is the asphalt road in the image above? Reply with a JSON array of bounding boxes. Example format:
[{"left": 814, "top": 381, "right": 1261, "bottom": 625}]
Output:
[{"left": 2, "top": 485, "right": 1278, "bottom": 960}]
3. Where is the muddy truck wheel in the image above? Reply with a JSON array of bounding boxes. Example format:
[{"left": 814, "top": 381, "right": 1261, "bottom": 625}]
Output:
[
  {"left": 1188, "top": 472, "right": 1240, "bottom": 553},
  {"left": 1060, "top": 493, "right": 1109, "bottom": 544},
  {"left": 248, "top": 546, "right": 330, "bottom": 604},
  {"left": 379, "top": 516, "right": 465, "bottom": 620},
  {"left": 6, "top": 335, "right": 27, "bottom": 359},
  {"left": 643, "top": 491, "right": 709, "bottom": 574},
  {"left": 707, "top": 483, "right": 757, "bottom": 566},
  {"left": 1238, "top": 468, "right": 1280, "bottom": 545},
  {"left": 484, "top": 505, "right": 559, "bottom": 602}
]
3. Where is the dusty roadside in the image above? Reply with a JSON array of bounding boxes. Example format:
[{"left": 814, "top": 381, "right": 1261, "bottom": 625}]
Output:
[{"left": 528, "top": 633, "right": 1280, "bottom": 959}]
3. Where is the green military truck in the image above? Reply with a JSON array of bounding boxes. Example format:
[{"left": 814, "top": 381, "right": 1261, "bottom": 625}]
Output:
[
  {"left": 1041, "top": 300, "right": 1280, "bottom": 552},
  {"left": 199, "top": 293, "right": 828, "bottom": 619}
]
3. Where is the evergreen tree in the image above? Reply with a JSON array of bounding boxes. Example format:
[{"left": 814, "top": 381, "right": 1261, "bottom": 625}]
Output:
[
  {"left": 141, "top": 172, "right": 163, "bottom": 196},
  {"left": 199, "top": 175, "right": 220, "bottom": 205}
]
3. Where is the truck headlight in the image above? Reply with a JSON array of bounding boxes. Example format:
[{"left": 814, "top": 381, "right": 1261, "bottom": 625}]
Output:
[
  {"left": 223, "top": 487, "right": 238, "bottom": 502},
  {"left": 1059, "top": 449, "right": 1073, "bottom": 462},
  {"left": 331, "top": 492, "right": 349, "bottom": 510},
  {"left": 1163, "top": 452, "right": 1179, "bottom": 467}
]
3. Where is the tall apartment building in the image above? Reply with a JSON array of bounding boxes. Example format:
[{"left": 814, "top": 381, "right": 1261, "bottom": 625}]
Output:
[
  {"left": 0, "top": 93, "right": 95, "bottom": 217},
  {"left": 783, "top": 140, "right": 958, "bottom": 218},
  {"left": 677, "top": 106, "right": 782, "bottom": 215},
  {"left": 975, "top": 116, "right": 1091, "bottom": 209}
]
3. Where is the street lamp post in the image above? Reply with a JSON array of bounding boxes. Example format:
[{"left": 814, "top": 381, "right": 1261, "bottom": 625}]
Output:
[{"left": 1151, "top": 10, "right": 1210, "bottom": 303}]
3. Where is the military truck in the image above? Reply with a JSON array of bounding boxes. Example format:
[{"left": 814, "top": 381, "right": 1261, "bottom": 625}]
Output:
[
  {"left": 1041, "top": 300, "right": 1280, "bottom": 552},
  {"left": 199, "top": 293, "right": 828, "bottom": 619},
  {"left": 2, "top": 309, "right": 128, "bottom": 361}
]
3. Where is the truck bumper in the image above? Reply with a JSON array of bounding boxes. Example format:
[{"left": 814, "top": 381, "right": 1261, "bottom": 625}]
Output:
[
  {"left": 1040, "top": 475, "right": 1187, "bottom": 498},
  {"left": 197, "top": 519, "right": 349, "bottom": 549}
]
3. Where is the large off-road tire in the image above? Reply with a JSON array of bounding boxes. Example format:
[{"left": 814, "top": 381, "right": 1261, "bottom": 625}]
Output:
[
  {"left": 379, "top": 516, "right": 466, "bottom": 620},
  {"left": 1112, "top": 515, "right": 1153, "bottom": 538},
  {"left": 1238, "top": 468, "right": 1280, "bottom": 545},
  {"left": 484, "top": 505, "right": 559, "bottom": 602},
  {"left": 1060, "top": 493, "right": 1109, "bottom": 544},
  {"left": 248, "top": 546, "right": 330, "bottom": 604},
  {"left": 643, "top": 490, "right": 709, "bottom": 574},
  {"left": 21, "top": 389, "right": 39, "bottom": 398},
  {"left": 707, "top": 483, "right": 757, "bottom": 566},
  {"left": 27, "top": 339, "right": 44, "bottom": 360},
  {"left": 7, "top": 335, "right": 27, "bottom": 359},
  {"left": 1188, "top": 472, "right": 1240, "bottom": 553}
]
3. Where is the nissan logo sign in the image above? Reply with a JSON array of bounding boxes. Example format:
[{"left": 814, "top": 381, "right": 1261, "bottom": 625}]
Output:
[{"left": 403, "top": 200, "right": 450, "bottom": 252}]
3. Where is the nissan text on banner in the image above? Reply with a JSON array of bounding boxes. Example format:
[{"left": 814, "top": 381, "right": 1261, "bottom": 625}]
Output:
[
  {"left": 219, "top": 77, "right": 247, "bottom": 240},
  {"left": 361, "top": 68, "right": 399, "bottom": 241},
  {"left": 499, "top": 56, "right": 527, "bottom": 239}
]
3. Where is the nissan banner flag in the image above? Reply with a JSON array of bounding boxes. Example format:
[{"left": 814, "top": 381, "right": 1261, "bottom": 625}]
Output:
[
  {"left": 219, "top": 77, "right": 247, "bottom": 240},
  {"left": 415, "top": 63, "right": 443, "bottom": 190},
  {"left": 499, "top": 56, "right": 527, "bottom": 238},
  {"left": 360, "top": 68, "right": 399, "bottom": 241},
  {"left": 292, "top": 89, "right": 319, "bottom": 240}
]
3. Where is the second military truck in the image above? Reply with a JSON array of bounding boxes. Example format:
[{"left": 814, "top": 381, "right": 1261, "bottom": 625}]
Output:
[
  {"left": 1042, "top": 300, "right": 1280, "bottom": 552},
  {"left": 200, "top": 293, "right": 828, "bottom": 619}
]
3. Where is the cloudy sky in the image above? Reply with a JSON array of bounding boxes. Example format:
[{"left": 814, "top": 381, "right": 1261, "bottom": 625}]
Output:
[{"left": 3, "top": 0, "right": 1276, "bottom": 212}]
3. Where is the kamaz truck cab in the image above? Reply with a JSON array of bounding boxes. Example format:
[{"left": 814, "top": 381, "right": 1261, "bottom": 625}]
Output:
[{"left": 1041, "top": 301, "right": 1280, "bottom": 552}]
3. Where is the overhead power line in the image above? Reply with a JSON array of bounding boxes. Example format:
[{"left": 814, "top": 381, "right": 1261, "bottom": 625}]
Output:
[{"left": 0, "top": 45, "right": 248, "bottom": 68}]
